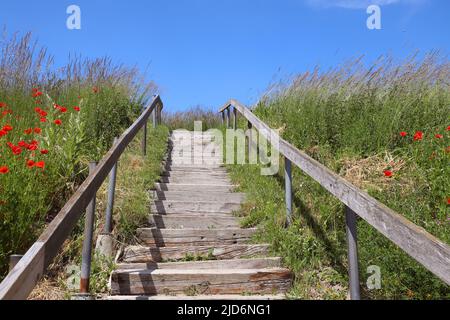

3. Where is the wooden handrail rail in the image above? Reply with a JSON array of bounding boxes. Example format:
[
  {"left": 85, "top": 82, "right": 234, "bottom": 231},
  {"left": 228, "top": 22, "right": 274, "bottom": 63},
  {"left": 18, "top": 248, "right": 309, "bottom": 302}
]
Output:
[
  {"left": 219, "top": 100, "right": 450, "bottom": 289},
  {"left": 0, "top": 95, "right": 163, "bottom": 300}
]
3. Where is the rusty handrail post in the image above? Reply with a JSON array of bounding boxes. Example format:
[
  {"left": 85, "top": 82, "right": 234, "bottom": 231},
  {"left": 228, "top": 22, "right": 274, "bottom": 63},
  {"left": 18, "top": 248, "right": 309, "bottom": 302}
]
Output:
[
  {"left": 345, "top": 206, "right": 361, "bottom": 300},
  {"left": 104, "top": 138, "right": 118, "bottom": 234},
  {"left": 285, "top": 157, "right": 293, "bottom": 226},
  {"left": 80, "top": 161, "right": 97, "bottom": 294}
]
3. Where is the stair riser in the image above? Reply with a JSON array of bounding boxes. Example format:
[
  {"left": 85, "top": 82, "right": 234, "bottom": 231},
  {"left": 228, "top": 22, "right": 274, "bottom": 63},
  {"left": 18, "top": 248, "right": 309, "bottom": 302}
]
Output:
[
  {"left": 152, "top": 191, "right": 244, "bottom": 202},
  {"left": 154, "top": 183, "right": 235, "bottom": 193},
  {"left": 122, "top": 245, "right": 270, "bottom": 263},
  {"left": 159, "top": 177, "right": 230, "bottom": 184},
  {"left": 110, "top": 270, "right": 292, "bottom": 295},
  {"left": 137, "top": 228, "right": 256, "bottom": 247},
  {"left": 148, "top": 215, "right": 239, "bottom": 229},
  {"left": 151, "top": 201, "right": 240, "bottom": 214},
  {"left": 116, "top": 258, "right": 282, "bottom": 270}
]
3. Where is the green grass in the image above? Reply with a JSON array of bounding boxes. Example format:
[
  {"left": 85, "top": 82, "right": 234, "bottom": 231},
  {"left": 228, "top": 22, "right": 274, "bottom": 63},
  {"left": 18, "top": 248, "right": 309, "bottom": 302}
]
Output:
[
  {"left": 0, "top": 32, "right": 156, "bottom": 279},
  {"left": 223, "top": 53, "right": 449, "bottom": 299}
]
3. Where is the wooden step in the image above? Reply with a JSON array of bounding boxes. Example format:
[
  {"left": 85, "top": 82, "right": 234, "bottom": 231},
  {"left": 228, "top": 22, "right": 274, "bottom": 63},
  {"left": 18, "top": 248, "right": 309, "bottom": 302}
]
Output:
[
  {"left": 105, "top": 294, "right": 286, "bottom": 300},
  {"left": 110, "top": 268, "right": 292, "bottom": 295},
  {"left": 159, "top": 176, "right": 229, "bottom": 184},
  {"left": 136, "top": 228, "right": 257, "bottom": 247},
  {"left": 123, "top": 244, "right": 270, "bottom": 263},
  {"left": 152, "top": 191, "right": 245, "bottom": 202},
  {"left": 151, "top": 201, "right": 241, "bottom": 214},
  {"left": 163, "top": 166, "right": 227, "bottom": 173},
  {"left": 154, "top": 183, "right": 236, "bottom": 192},
  {"left": 148, "top": 214, "right": 239, "bottom": 229},
  {"left": 161, "top": 171, "right": 228, "bottom": 178},
  {"left": 116, "top": 257, "right": 282, "bottom": 271}
]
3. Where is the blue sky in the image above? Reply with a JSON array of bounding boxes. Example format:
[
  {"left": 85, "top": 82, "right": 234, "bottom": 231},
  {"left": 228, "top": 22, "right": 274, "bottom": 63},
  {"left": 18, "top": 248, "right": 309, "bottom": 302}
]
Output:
[{"left": 1, "top": 0, "right": 449, "bottom": 112}]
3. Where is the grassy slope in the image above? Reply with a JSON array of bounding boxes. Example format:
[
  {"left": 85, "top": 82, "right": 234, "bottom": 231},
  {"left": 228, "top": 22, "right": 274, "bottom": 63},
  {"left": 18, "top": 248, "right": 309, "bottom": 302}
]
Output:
[
  {"left": 225, "top": 55, "right": 450, "bottom": 299},
  {"left": 29, "top": 125, "right": 169, "bottom": 299}
]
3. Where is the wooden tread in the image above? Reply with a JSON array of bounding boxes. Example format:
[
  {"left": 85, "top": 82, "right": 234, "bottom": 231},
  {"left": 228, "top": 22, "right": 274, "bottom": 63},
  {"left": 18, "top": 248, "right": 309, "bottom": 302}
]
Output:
[{"left": 110, "top": 268, "right": 292, "bottom": 295}]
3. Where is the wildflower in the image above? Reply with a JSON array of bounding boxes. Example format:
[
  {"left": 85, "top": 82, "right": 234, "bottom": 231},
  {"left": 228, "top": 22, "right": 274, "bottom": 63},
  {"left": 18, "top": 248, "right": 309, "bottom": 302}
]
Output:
[
  {"left": 40, "top": 111, "right": 47, "bottom": 117},
  {"left": 447, "top": 198, "right": 450, "bottom": 205},
  {"left": 0, "top": 102, "right": 6, "bottom": 108},
  {"left": 73, "top": 106, "right": 80, "bottom": 112},
  {"left": 34, "top": 128, "right": 42, "bottom": 134},
  {"left": 24, "top": 128, "right": 33, "bottom": 135},
  {"left": 435, "top": 134, "right": 443, "bottom": 139},
  {"left": 26, "top": 160, "right": 35, "bottom": 168},
  {"left": 413, "top": 131, "right": 423, "bottom": 141},
  {"left": 0, "top": 166, "right": 8, "bottom": 174},
  {"left": 447, "top": 126, "right": 450, "bottom": 131},
  {"left": 400, "top": 132, "right": 407, "bottom": 137},
  {"left": 3, "top": 125, "right": 13, "bottom": 132},
  {"left": 384, "top": 170, "right": 393, "bottom": 178},
  {"left": 0, "top": 129, "right": 7, "bottom": 137},
  {"left": 35, "top": 161, "right": 45, "bottom": 169},
  {"left": 40, "top": 118, "right": 47, "bottom": 123},
  {"left": 40, "top": 149, "right": 49, "bottom": 155},
  {"left": 32, "top": 91, "right": 43, "bottom": 98},
  {"left": 34, "top": 107, "right": 42, "bottom": 113},
  {"left": 59, "top": 107, "right": 67, "bottom": 113},
  {"left": 18, "top": 141, "right": 27, "bottom": 147},
  {"left": 54, "top": 119, "right": 62, "bottom": 125}
]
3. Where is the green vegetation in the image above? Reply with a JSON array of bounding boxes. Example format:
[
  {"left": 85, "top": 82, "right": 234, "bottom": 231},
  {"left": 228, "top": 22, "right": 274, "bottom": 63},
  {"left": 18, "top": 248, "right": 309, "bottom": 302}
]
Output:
[
  {"left": 225, "top": 53, "right": 449, "bottom": 299},
  {"left": 164, "top": 106, "right": 221, "bottom": 131},
  {"left": 0, "top": 32, "right": 156, "bottom": 279}
]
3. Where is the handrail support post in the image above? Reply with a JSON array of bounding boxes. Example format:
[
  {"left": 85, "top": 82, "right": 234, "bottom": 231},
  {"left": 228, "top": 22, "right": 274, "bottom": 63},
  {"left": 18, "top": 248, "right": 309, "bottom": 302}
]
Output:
[
  {"left": 80, "top": 162, "right": 97, "bottom": 294},
  {"left": 104, "top": 138, "right": 118, "bottom": 234},
  {"left": 345, "top": 206, "right": 361, "bottom": 300},
  {"left": 285, "top": 157, "right": 293, "bottom": 226}
]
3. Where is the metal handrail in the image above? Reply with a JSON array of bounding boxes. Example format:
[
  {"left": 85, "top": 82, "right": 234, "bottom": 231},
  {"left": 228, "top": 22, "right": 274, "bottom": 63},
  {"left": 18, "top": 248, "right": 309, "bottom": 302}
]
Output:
[
  {"left": 0, "top": 95, "right": 163, "bottom": 300},
  {"left": 219, "top": 99, "right": 450, "bottom": 299}
]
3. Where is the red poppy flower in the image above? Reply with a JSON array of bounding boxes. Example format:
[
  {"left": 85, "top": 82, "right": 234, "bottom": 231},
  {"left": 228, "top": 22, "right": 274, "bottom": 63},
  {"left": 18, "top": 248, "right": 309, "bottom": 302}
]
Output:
[
  {"left": 24, "top": 128, "right": 33, "bottom": 135},
  {"left": 0, "top": 129, "right": 7, "bottom": 137},
  {"left": 40, "top": 149, "right": 49, "bottom": 155},
  {"left": 32, "top": 91, "right": 43, "bottom": 98},
  {"left": 0, "top": 166, "right": 8, "bottom": 174},
  {"left": 26, "top": 160, "right": 35, "bottom": 168},
  {"left": 384, "top": 170, "right": 393, "bottom": 178},
  {"left": 35, "top": 161, "right": 45, "bottom": 169},
  {"left": 73, "top": 106, "right": 80, "bottom": 112},
  {"left": 35, "top": 107, "right": 42, "bottom": 113},
  {"left": 40, "top": 117, "right": 47, "bottom": 123},
  {"left": 0, "top": 102, "right": 7, "bottom": 108},
  {"left": 400, "top": 132, "right": 408, "bottom": 137},
  {"left": 447, "top": 126, "right": 450, "bottom": 131},
  {"left": 435, "top": 134, "right": 443, "bottom": 139},
  {"left": 413, "top": 131, "right": 423, "bottom": 141},
  {"left": 447, "top": 198, "right": 450, "bottom": 205},
  {"left": 34, "top": 128, "right": 42, "bottom": 134},
  {"left": 54, "top": 119, "right": 62, "bottom": 125},
  {"left": 2, "top": 125, "right": 13, "bottom": 132},
  {"left": 40, "top": 111, "right": 47, "bottom": 117},
  {"left": 18, "top": 141, "right": 27, "bottom": 147},
  {"left": 11, "top": 146, "right": 22, "bottom": 155},
  {"left": 59, "top": 107, "right": 67, "bottom": 113}
]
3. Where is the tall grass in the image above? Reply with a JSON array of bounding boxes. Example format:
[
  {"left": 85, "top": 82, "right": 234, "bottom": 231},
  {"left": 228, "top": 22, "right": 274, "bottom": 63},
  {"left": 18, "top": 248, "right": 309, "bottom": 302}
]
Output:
[
  {"left": 0, "top": 31, "right": 157, "bottom": 279},
  {"left": 227, "top": 53, "right": 449, "bottom": 299},
  {"left": 163, "top": 106, "right": 221, "bottom": 131}
]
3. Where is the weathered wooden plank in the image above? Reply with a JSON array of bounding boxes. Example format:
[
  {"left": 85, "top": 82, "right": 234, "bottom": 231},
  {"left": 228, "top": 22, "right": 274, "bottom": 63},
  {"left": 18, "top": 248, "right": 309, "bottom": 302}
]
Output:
[
  {"left": 0, "top": 96, "right": 164, "bottom": 300},
  {"left": 122, "top": 244, "right": 270, "bottom": 263},
  {"left": 137, "top": 228, "right": 257, "bottom": 247},
  {"left": 154, "top": 183, "right": 236, "bottom": 193},
  {"left": 151, "top": 201, "right": 241, "bottom": 214},
  {"left": 148, "top": 214, "right": 240, "bottom": 229},
  {"left": 152, "top": 191, "right": 245, "bottom": 202},
  {"left": 159, "top": 176, "right": 230, "bottom": 184},
  {"left": 105, "top": 294, "right": 285, "bottom": 300},
  {"left": 225, "top": 99, "right": 450, "bottom": 285},
  {"left": 110, "top": 268, "right": 292, "bottom": 295},
  {"left": 116, "top": 257, "right": 282, "bottom": 271}
]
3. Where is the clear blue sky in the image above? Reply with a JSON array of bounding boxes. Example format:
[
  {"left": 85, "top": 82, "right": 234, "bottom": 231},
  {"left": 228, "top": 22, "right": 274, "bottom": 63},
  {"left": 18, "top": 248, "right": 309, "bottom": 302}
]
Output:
[{"left": 1, "top": 0, "right": 449, "bottom": 112}]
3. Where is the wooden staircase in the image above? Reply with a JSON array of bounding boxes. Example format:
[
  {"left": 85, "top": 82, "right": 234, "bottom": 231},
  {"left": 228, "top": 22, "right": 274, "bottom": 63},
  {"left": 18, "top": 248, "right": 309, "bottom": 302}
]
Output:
[{"left": 107, "top": 130, "right": 292, "bottom": 300}]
